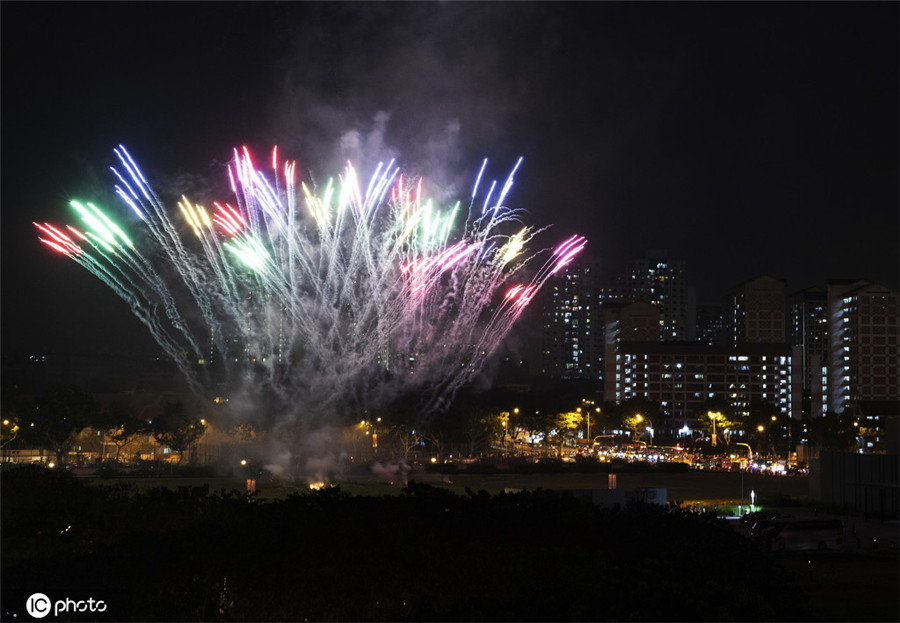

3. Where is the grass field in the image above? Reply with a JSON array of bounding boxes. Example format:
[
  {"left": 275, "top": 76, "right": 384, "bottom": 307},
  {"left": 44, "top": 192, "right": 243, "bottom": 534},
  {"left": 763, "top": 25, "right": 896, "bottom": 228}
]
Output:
[
  {"left": 776, "top": 551, "right": 900, "bottom": 622},
  {"left": 94, "top": 468, "right": 811, "bottom": 507},
  {"left": 417, "top": 469, "right": 810, "bottom": 505}
]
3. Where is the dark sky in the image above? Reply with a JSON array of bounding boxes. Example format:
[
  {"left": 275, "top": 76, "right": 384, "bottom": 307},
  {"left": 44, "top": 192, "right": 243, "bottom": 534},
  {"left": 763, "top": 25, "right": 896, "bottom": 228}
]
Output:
[{"left": 2, "top": 1, "right": 897, "bottom": 357}]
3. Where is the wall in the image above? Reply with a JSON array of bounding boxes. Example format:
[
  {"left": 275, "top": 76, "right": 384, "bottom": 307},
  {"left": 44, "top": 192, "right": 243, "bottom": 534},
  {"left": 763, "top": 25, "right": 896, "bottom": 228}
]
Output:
[{"left": 809, "top": 449, "right": 899, "bottom": 519}]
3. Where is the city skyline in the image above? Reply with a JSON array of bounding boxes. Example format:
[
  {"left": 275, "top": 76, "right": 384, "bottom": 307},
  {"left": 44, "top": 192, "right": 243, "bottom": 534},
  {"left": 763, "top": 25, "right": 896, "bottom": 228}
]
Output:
[{"left": 2, "top": 2, "right": 897, "bottom": 358}]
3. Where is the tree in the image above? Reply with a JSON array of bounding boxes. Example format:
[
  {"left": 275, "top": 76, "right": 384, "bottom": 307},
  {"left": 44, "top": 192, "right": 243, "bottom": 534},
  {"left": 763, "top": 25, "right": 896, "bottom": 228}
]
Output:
[
  {"left": 1, "top": 416, "right": 21, "bottom": 449},
  {"left": 94, "top": 410, "right": 145, "bottom": 463},
  {"left": 618, "top": 398, "right": 662, "bottom": 425},
  {"left": 370, "top": 394, "right": 423, "bottom": 461},
  {"left": 441, "top": 391, "right": 508, "bottom": 457},
  {"left": 807, "top": 411, "right": 858, "bottom": 453},
  {"left": 693, "top": 399, "right": 741, "bottom": 446},
  {"left": 23, "top": 385, "right": 98, "bottom": 466},
  {"left": 595, "top": 401, "right": 624, "bottom": 437},
  {"left": 1, "top": 384, "right": 26, "bottom": 449},
  {"left": 622, "top": 413, "right": 649, "bottom": 444},
  {"left": 507, "top": 407, "right": 558, "bottom": 453},
  {"left": 551, "top": 410, "right": 583, "bottom": 450},
  {"left": 149, "top": 401, "right": 206, "bottom": 464},
  {"left": 705, "top": 412, "right": 743, "bottom": 447},
  {"left": 386, "top": 423, "right": 420, "bottom": 462},
  {"left": 420, "top": 412, "right": 463, "bottom": 463},
  {"left": 745, "top": 401, "right": 786, "bottom": 456},
  {"left": 460, "top": 405, "right": 502, "bottom": 457}
]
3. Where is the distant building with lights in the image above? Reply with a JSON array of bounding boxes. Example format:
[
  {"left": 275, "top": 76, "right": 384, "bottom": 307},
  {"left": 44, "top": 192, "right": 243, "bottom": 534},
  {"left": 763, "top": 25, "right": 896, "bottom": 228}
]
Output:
[
  {"left": 615, "top": 249, "right": 697, "bottom": 341},
  {"left": 537, "top": 254, "right": 898, "bottom": 445},
  {"left": 825, "top": 280, "right": 900, "bottom": 415},
  {"left": 539, "top": 259, "right": 605, "bottom": 379},
  {"left": 788, "top": 287, "right": 829, "bottom": 419},
  {"left": 727, "top": 275, "right": 787, "bottom": 345},
  {"left": 607, "top": 340, "right": 792, "bottom": 435},
  {"left": 602, "top": 300, "right": 661, "bottom": 396},
  {"left": 538, "top": 251, "right": 698, "bottom": 382},
  {"left": 696, "top": 302, "right": 727, "bottom": 346},
  {"left": 604, "top": 274, "right": 794, "bottom": 433},
  {"left": 603, "top": 275, "right": 794, "bottom": 433}
]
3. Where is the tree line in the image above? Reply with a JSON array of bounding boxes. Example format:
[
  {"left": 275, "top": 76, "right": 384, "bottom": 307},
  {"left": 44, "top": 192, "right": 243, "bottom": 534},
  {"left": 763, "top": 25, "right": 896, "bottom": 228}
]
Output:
[
  {"left": 1, "top": 381, "right": 868, "bottom": 469},
  {"left": 1, "top": 384, "right": 206, "bottom": 466}
]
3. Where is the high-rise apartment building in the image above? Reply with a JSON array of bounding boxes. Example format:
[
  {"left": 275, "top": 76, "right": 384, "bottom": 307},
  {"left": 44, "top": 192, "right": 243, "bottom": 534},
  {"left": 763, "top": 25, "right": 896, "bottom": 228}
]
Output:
[
  {"left": 539, "top": 259, "right": 605, "bottom": 380},
  {"left": 826, "top": 280, "right": 900, "bottom": 415},
  {"left": 617, "top": 250, "right": 697, "bottom": 341},
  {"left": 605, "top": 273, "right": 794, "bottom": 433},
  {"left": 788, "top": 287, "right": 829, "bottom": 418},
  {"left": 610, "top": 341, "right": 792, "bottom": 434},
  {"left": 727, "top": 275, "right": 787, "bottom": 345},
  {"left": 539, "top": 251, "right": 698, "bottom": 383},
  {"left": 602, "top": 301, "right": 661, "bottom": 399},
  {"left": 696, "top": 302, "right": 727, "bottom": 346}
]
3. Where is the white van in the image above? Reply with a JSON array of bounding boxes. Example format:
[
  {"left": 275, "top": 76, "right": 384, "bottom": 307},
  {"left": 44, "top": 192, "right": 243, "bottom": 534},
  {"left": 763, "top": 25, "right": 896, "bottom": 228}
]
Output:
[{"left": 771, "top": 519, "right": 843, "bottom": 551}]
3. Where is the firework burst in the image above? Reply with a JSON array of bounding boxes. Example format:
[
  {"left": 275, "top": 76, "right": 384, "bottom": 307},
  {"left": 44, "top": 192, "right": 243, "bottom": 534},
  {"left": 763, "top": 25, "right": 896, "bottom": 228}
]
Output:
[{"left": 36, "top": 145, "right": 586, "bottom": 424}]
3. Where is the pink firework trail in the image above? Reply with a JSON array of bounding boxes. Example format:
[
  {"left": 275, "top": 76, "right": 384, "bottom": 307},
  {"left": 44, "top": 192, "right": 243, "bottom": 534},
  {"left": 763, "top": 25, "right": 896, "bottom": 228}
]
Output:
[{"left": 34, "top": 144, "right": 587, "bottom": 421}]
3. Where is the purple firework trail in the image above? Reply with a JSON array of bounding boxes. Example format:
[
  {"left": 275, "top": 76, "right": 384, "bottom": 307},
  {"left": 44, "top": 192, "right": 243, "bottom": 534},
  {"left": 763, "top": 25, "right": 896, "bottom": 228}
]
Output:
[{"left": 36, "top": 145, "right": 586, "bottom": 423}]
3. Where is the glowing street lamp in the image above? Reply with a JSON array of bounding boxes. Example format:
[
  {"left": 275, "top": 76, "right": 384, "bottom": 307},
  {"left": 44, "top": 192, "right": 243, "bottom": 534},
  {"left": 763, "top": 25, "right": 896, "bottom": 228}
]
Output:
[
  {"left": 708, "top": 411, "right": 723, "bottom": 447},
  {"left": 734, "top": 442, "right": 753, "bottom": 461}
]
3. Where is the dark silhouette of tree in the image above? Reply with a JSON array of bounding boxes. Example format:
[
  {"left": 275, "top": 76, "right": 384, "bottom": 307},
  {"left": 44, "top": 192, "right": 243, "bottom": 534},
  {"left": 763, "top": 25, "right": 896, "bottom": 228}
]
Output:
[
  {"left": 746, "top": 400, "right": 781, "bottom": 454},
  {"left": 611, "top": 398, "right": 663, "bottom": 444},
  {"left": 1, "top": 470, "right": 816, "bottom": 622},
  {"left": 149, "top": 401, "right": 206, "bottom": 464},
  {"left": 623, "top": 413, "right": 650, "bottom": 444},
  {"left": 1, "top": 415, "right": 21, "bottom": 449},
  {"left": 371, "top": 393, "right": 422, "bottom": 460},
  {"left": 596, "top": 400, "right": 625, "bottom": 435},
  {"left": 618, "top": 397, "right": 663, "bottom": 422},
  {"left": 420, "top": 412, "right": 462, "bottom": 462},
  {"left": 21, "top": 384, "right": 98, "bottom": 466},
  {"left": 437, "top": 390, "right": 511, "bottom": 457},
  {"left": 693, "top": 397, "right": 742, "bottom": 445},
  {"left": 808, "top": 411, "right": 858, "bottom": 453},
  {"left": 507, "top": 405, "right": 556, "bottom": 452},
  {"left": 94, "top": 410, "right": 145, "bottom": 463},
  {"left": 1, "top": 384, "right": 26, "bottom": 448}
]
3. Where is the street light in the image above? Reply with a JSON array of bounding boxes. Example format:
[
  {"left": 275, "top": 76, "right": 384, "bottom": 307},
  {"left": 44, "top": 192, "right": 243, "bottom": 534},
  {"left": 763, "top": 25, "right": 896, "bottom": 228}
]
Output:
[
  {"left": 733, "top": 442, "right": 753, "bottom": 509},
  {"left": 734, "top": 442, "right": 753, "bottom": 461},
  {"left": 576, "top": 406, "right": 588, "bottom": 442},
  {"left": 708, "top": 411, "right": 723, "bottom": 447}
]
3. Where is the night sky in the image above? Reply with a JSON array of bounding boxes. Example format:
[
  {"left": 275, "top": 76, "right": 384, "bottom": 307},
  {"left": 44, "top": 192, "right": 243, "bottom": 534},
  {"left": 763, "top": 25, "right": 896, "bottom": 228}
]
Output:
[{"left": 2, "top": 1, "right": 897, "bottom": 357}]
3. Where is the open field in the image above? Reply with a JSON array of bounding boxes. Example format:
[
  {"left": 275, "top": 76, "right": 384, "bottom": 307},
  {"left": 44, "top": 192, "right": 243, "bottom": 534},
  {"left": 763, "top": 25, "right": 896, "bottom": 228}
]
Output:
[
  {"left": 410, "top": 469, "right": 809, "bottom": 504},
  {"left": 777, "top": 551, "right": 900, "bottom": 622},
  {"left": 94, "top": 468, "right": 811, "bottom": 507}
]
